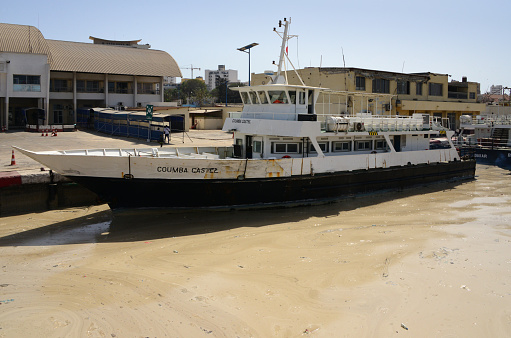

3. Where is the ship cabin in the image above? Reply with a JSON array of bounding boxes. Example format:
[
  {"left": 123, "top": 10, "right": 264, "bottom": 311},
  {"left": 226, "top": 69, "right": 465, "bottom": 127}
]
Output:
[{"left": 224, "top": 84, "right": 450, "bottom": 160}]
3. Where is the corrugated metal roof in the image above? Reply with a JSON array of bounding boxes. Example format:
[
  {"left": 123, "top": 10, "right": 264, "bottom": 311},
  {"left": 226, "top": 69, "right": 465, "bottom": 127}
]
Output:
[
  {"left": 48, "top": 40, "right": 182, "bottom": 77},
  {"left": 0, "top": 22, "right": 182, "bottom": 78},
  {"left": 0, "top": 23, "right": 51, "bottom": 60}
]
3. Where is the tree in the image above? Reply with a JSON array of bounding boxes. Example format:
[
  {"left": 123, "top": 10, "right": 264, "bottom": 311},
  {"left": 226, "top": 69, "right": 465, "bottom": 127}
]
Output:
[
  {"left": 213, "top": 78, "right": 244, "bottom": 104},
  {"left": 164, "top": 88, "right": 181, "bottom": 102},
  {"left": 180, "top": 79, "right": 208, "bottom": 105}
]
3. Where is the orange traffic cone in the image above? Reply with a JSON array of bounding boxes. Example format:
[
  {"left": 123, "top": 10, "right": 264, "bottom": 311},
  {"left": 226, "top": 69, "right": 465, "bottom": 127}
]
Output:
[
  {"left": 54, "top": 129, "right": 58, "bottom": 136},
  {"left": 41, "top": 129, "right": 44, "bottom": 136},
  {"left": 45, "top": 129, "right": 48, "bottom": 137},
  {"left": 10, "top": 150, "right": 16, "bottom": 166}
]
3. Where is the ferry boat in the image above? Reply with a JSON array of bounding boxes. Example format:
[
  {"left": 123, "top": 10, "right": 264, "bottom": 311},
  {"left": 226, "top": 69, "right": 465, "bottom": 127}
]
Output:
[
  {"left": 455, "top": 113, "right": 511, "bottom": 168},
  {"left": 14, "top": 18, "right": 476, "bottom": 210}
]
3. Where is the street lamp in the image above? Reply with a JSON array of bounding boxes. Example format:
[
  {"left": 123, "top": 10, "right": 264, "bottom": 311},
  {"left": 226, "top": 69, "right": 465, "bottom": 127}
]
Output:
[{"left": 237, "top": 43, "right": 258, "bottom": 86}]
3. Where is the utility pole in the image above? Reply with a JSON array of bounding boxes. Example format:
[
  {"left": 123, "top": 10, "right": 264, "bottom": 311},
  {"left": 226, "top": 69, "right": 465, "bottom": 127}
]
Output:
[{"left": 181, "top": 64, "right": 201, "bottom": 79}]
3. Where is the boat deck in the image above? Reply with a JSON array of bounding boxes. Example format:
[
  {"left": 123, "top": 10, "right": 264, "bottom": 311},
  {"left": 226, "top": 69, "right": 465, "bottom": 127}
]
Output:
[{"left": 55, "top": 146, "right": 234, "bottom": 159}]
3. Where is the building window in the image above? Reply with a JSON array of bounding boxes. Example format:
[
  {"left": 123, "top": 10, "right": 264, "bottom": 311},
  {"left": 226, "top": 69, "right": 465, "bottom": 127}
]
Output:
[
  {"left": 13, "top": 75, "right": 41, "bottom": 92},
  {"left": 356, "top": 76, "right": 366, "bottom": 90},
  {"left": 416, "top": 82, "right": 423, "bottom": 96},
  {"left": 372, "top": 79, "right": 390, "bottom": 94},
  {"left": 77, "top": 80, "right": 104, "bottom": 93},
  {"left": 137, "top": 82, "right": 160, "bottom": 95},
  {"left": 53, "top": 104, "right": 63, "bottom": 124},
  {"left": 50, "top": 79, "right": 72, "bottom": 92},
  {"left": 332, "top": 141, "right": 351, "bottom": 152},
  {"left": 273, "top": 142, "right": 300, "bottom": 154},
  {"left": 108, "top": 81, "right": 132, "bottom": 94},
  {"left": 469, "top": 92, "right": 475, "bottom": 99},
  {"left": 397, "top": 80, "right": 410, "bottom": 95},
  {"left": 429, "top": 83, "right": 443, "bottom": 96}
]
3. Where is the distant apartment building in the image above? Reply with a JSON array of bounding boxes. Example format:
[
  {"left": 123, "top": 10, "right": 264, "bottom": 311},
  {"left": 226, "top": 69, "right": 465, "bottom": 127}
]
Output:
[
  {"left": 252, "top": 68, "right": 485, "bottom": 130},
  {"left": 205, "top": 65, "right": 238, "bottom": 91},
  {"left": 490, "top": 85, "right": 503, "bottom": 95},
  {"left": 0, "top": 23, "right": 182, "bottom": 129},
  {"left": 163, "top": 76, "right": 178, "bottom": 90}
]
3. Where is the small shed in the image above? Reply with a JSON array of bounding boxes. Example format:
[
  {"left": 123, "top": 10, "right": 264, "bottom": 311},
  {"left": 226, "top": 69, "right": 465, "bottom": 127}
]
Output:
[{"left": 189, "top": 109, "right": 223, "bottom": 130}]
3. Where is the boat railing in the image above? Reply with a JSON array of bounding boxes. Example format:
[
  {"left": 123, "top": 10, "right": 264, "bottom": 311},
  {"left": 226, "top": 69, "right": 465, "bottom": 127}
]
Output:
[
  {"left": 319, "top": 114, "right": 428, "bottom": 132},
  {"left": 463, "top": 114, "right": 511, "bottom": 126},
  {"left": 230, "top": 110, "right": 444, "bottom": 132},
  {"left": 231, "top": 111, "right": 303, "bottom": 120},
  {"left": 452, "top": 136, "right": 510, "bottom": 149}
]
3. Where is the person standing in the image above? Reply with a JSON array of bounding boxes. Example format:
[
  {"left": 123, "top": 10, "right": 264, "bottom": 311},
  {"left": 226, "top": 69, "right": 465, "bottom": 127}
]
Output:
[{"left": 163, "top": 125, "right": 170, "bottom": 143}]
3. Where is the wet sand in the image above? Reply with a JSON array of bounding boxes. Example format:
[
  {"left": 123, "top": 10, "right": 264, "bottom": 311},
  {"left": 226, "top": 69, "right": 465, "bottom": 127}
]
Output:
[{"left": 0, "top": 165, "right": 510, "bottom": 337}]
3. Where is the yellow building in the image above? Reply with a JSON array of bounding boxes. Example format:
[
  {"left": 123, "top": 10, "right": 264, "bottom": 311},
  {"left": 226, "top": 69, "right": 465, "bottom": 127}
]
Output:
[{"left": 251, "top": 68, "right": 485, "bottom": 130}]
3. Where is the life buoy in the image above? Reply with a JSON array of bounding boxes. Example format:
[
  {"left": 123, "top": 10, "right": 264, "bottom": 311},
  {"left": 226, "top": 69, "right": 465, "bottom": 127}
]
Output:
[{"left": 282, "top": 155, "right": 291, "bottom": 158}]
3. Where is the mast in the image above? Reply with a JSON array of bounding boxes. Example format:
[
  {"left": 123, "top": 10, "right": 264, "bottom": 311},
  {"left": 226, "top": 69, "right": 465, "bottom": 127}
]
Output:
[{"left": 273, "top": 18, "right": 290, "bottom": 85}]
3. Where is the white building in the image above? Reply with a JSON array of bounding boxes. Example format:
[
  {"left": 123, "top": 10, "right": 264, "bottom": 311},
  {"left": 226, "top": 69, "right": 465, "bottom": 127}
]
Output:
[
  {"left": 205, "top": 65, "right": 238, "bottom": 91},
  {"left": 0, "top": 23, "right": 181, "bottom": 129},
  {"left": 490, "top": 85, "right": 503, "bottom": 95}
]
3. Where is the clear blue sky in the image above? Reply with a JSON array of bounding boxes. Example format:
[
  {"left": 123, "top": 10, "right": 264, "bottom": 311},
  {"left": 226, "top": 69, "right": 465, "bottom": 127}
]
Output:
[{"left": 2, "top": 0, "right": 508, "bottom": 93}]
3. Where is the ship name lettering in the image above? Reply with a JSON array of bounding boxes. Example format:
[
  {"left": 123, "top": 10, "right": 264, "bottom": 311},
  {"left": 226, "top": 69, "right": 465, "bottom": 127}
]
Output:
[
  {"left": 232, "top": 119, "right": 251, "bottom": 124},
  {"left": 157, "top": 166, "right": 188, "bottom": 173},
  {"left": 157, "top": 166, "right": 218, "bottom": 174},
  {"left": 191, "top": 167, "right": 219, "bottom": 174},
  {"left": 474, "top": 154, "right": 487, "bottom": 158}
]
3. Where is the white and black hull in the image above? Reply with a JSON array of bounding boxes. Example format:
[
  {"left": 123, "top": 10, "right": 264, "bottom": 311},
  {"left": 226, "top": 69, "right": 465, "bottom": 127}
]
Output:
[
  {"left": 69, "top": 160, "right": 475, "bottom": 210},
  {"left": 460, "top": 146, "right": 511, "bottom": 168}
]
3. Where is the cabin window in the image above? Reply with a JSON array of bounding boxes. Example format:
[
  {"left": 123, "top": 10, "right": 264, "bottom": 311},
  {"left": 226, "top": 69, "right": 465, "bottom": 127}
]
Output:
[
  {"left": 289, "top": 91, "right": 297, "bottom": 104},
  {"left": 332, "top": 141, "right": 351, "bottom": 152},
  {"left": 273, "top": 142, "right": 300, "bottom": 154},
  {"left": 258, "top": 91, "right": 269, "bottom": 104},
  {"left": 374, "top": 140, "right": 387, "bottom": 150},
  {"left": 240, "top": 92, "right": 250, "bottom": 104},
  {"left": 299, "top": 92, "right": 306, "bottom": 104},
  {"left": 253, "top": 140, "right": 262, "bottom": 153},
  {"left": 355, "top": 140, "right": 372, "bottom": 151},
  {"left": 469, "top": 92, "right": 475, "bottom": 99},
  {"left": 249, "top": 91, "right": 259, "bottom": 104},
  {"left": 309, "top": 142, "right": 329, "bottom": 153},
  {"left": 269, "top": 91, "right": 288, "bottom": 104}
]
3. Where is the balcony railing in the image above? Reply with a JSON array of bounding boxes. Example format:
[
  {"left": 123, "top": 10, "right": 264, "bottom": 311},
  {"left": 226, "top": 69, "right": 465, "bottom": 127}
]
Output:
[
  {"left": 448, "top": 92, "right": 468, "bottom": 100},
  {"left": 50, "top": 86, "right": 73, "bottom": 92},
  {"left": 13, "top": 84, "right": 41, "bottom": 92}
]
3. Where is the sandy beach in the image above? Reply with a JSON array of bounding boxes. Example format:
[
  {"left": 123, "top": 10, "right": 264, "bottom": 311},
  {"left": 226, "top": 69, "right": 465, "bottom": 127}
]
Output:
[{"left": 0, "top": 163, "right": 510, "bottom": 337}]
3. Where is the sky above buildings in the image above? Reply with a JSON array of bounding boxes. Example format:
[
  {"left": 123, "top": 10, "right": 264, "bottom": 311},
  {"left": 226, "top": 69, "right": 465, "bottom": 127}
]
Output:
[{"left": 2, "top": 0, "right": 509, "bottom": 93}]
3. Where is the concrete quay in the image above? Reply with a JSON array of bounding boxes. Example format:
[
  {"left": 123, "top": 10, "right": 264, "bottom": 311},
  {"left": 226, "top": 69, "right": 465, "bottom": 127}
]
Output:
[{"left": 0, "top": 129, "right": 233, "bottom": 215}]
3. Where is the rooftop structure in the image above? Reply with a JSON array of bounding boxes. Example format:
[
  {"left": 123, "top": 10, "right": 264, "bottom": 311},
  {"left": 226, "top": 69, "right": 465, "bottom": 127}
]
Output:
[{"left": 0, "top": 23, "right": 182, "bottom": 130}]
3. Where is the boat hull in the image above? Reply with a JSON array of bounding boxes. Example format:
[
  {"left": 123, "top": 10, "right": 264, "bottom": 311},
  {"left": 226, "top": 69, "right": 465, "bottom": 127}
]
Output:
[
  {"left": 69, "top": 160, "right": 476, "bottom": 210},
  {"left": 460, "top": 147, "right": 511, "bottom": 168}
]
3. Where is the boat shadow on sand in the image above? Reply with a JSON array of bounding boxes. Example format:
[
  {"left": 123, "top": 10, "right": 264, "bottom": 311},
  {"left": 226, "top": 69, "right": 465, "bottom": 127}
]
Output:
[{"left": 0, "top": 179, "right": 473, "bottom": 247}]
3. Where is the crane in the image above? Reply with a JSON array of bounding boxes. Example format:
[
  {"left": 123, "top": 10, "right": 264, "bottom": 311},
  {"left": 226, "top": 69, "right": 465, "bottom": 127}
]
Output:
[{"left": 181, "top": 64, "right": 201, "bottom": 79}]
